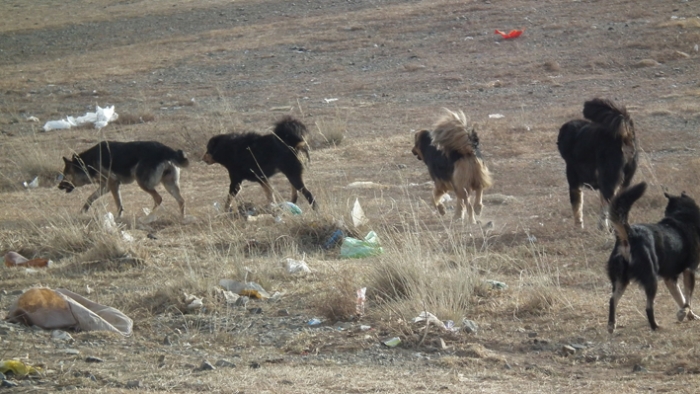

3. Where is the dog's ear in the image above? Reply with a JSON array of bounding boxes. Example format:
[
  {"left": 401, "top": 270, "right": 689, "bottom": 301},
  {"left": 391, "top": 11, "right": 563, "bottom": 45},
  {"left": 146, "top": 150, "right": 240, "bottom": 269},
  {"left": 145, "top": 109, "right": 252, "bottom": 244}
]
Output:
[
  {"left": 63, "top": 156, "right": 71, "bottom": 165},
  {"left": 664, "top": 192, "right": 672, "bottom": 200},
  {"left": 682, "top": 191, "right": 688, "bottom": 197}
]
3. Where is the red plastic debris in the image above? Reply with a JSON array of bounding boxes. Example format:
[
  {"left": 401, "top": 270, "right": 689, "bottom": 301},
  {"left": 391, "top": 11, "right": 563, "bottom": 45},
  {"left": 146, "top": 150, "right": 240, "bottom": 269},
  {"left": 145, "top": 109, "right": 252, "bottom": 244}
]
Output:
[{"left": 495, "top": 29, "right": 524, "bottom": 39}]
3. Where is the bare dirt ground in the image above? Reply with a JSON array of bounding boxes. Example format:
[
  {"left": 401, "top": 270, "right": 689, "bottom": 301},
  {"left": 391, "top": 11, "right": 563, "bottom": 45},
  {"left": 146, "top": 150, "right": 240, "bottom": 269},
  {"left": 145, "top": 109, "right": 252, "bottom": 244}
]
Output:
[{"left": 2, "top": 0, "right": 700, "bottom": 392}]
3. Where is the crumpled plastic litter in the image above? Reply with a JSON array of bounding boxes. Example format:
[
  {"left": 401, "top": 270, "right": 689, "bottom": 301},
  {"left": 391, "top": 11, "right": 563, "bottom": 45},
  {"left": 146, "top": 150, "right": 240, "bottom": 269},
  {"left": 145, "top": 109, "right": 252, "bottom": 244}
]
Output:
[
  {"left": 279, "top": 202, "right": 302, "bottom": 215},
  {"left": 351, "top": 198, "right": 369, "bottom": 228},
  {"left": 411, "top": 311, "right": 443, "bottom": 326},
  {"left": 42, "top": 105, "right": 119, "bottom": 131},
  {"left": 495, "top": 29, "right": 524, "bottom": 39},
  {"left": 340, "top": 231, "right": 383, "bottom": 258},
  {"left": 23, "top": 176, "right": 39, "bottom": 189},
  {"left": 356, "top": 287, "right": 366, "bottom": 316},
  {"left": 218, "top": 279, "right": 271, "bottom": 299},
  {"left": 5, "top": 287, "right": 133, "bottom": 336},
  {"left": 184, "top": 293, "right": 203, "bottom": 310},
  {"left": 0, "top": 360, "right": 41, "bottom": 377},
  {"left": 4, "top": 251, "right": 52, "bottom": 268},
  {"left": 285, "top": 258, "right": 311, "bottom": 274}
]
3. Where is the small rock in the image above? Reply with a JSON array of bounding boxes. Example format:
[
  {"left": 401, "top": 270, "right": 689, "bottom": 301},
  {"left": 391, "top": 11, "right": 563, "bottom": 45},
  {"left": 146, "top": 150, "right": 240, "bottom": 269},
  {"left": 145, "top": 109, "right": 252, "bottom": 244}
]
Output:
[
  {"left": 214, "top": 359, "right": 236, "bottom": 368},
  {"left": 2, "top": 380, "right": 19, "bottom": 388},
  {"left": 561, "top": 345, "right": 576, "bottom": 356},
  {"left": 59, "top": 349, "right": 81, "bottom": 355},
  {"left": 249, "top": 361, "right": 261, "bottom": 369},
  {"left": 125, "top": 380, "right": 142, "bottom": 389},
  {"left": 438, "top": 337, "right": 448, "bottom": 350},
  {"left": 632, "top": 364, "right": 647, "bottom": 373},
  {"left": 163, "top": 335, "right": 172, "bottom": 345},
  {"left": 85, "top": 356, "right": 104, "bottom": 363},
  {"left": 462, "top": 319, "right": 478, "bottom": 334},
  {"left": 527, "top": 332, "right": 538, "bottom": 338},
  {"left": 197, "top": 361, "right": 215, "bottom": 371},
  {"left": 504, "top": 363, "right": 512, "bottom": 370},
  {"left": 248, "top": 307, "right": 263, "bottom": 314},
  {"left": 235, "top": 296, "right": 250, "bottom": 307},
  {"left": 277, "top": 309, "right": 290, "bottom": 316}
]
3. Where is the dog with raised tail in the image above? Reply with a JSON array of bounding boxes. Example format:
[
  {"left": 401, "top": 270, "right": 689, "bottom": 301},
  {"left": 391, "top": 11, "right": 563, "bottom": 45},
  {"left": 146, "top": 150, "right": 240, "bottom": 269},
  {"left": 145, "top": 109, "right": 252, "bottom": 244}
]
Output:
[
  {"left": 203, "top": 116, "right": 316, "bottom": 212},
  {"left": 607, "top": 182, "right": 700, "bottom": 333},
  {"left": 557, "top": 98, "right": 638, "bottom": 229},
  {"left": 412, "top": 109, "right": 492, "bottom": 223}
]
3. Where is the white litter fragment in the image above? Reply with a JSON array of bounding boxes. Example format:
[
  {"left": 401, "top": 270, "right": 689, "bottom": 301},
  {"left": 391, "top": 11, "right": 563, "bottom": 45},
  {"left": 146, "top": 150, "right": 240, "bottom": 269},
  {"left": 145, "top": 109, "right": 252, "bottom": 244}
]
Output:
[
  {"left": 351, "top": 198, "right": 369, "bottom": 228},
  {"left": 184, "top": 293, "right": 203, "bottom": 310},
  {"left": 43, "top": 105, "right": 119, "bottom": 132},
  {"left": 23, "top": 176, "right": 39, "bottom": 189},
  {"left": 285, "top": 258, "right": 311, "bottom": 274},
  {"left": 439, "top": 194, "right": 452, "bottom": 203},
  {"left": 26, "top": 116, "right": 40, "bottom": 123},
  {"left": 121, "top": 231, "right": 135, "bottom": 243},
  {"left": 488, "top": 113, "right": 505, "bottom": 119},
  {"left": 346, "top": 181, "right": 382, "bottom": 189},
  {"left": 323, "top": 98, "right": 339, "bottom": 103},
  {"left": 102, "top": 212, "right": 118, "bottom": 234},
  {"left": 412, "top": 311, "right": 443, "bottom": 326}
]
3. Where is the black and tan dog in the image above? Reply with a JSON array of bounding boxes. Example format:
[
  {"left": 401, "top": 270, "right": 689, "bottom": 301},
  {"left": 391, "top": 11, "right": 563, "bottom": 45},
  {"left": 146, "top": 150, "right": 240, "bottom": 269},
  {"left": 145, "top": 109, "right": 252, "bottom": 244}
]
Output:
[
  {"left": 58, "top": 141, "right": 189, "bottom": 217},
  {"left": 412, "top": 109, "right": 492, "bottom": 223},
  {"left": 607, "top": 182, "right": 700, "bottom": 333},
  {"left": 203, "top": 116, "right": 316, "bottom": 211},
  {"left": 557, "top": 98, "right": 638, "bottom": 229}
]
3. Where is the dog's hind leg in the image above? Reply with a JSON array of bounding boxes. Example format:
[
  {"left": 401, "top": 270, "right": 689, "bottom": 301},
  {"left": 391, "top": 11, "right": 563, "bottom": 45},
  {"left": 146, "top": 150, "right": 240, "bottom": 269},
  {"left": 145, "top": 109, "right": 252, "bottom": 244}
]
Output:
[
  {"left": 681, "top": 270, "right": 700, "bottom": 321},
  {"left": 453, "top": 187, "right": 471, "bottom": 222},
  {"left": 644, "top": 279, "right": 660, "bottom": 331},
  {"left": 473, "top": 188, "right": 484, "bottom": 217},
  {"left": 82, "top": 182, "right": 109, "bottom": 214},
  {"left": 162, "top": 167, "right": 186, "bottom": 216},
  {"left": 569, "top": 188, "right": 584, "bottom": 228},
  {"left": 598, "top": 193, "right": 611, "bottom": 231},
  {"left": 608, "top": 280, "right": 628, "bottom": 334},
  {"left": 433, "top": 183, "right": 448, "bottom": 216}
]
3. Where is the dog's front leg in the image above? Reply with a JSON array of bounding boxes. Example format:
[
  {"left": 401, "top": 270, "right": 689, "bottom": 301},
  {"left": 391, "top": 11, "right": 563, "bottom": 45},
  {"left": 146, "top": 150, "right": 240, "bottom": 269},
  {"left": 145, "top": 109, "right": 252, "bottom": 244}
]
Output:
[
  {"left": 644, "top": 280, "right": 660, "bottom": 331},
  {"left": 226, "top": 181, "right": 242, "bottom": 212},
  {"left": 598, "top": 194, "right": 611, "bottom": 231},
  {"left": 108, "top": 178, "right": 125, "bottom": 217},
  {"left": 569, "top": 188, "right": 584, "bottom": 228},
  {"left": 82, "top": 182, "right": 109, "bottom": 213},
  {"left": 681, "top": 270, "right": 700, "bottom": 320},
  {"left": 663, "top": 278, "right": 691, "bottom": 321}
]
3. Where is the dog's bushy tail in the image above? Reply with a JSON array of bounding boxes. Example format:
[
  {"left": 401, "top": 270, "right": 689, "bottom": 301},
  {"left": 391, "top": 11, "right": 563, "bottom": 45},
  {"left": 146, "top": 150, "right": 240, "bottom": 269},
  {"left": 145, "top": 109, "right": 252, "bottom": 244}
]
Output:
[
  {"left": 610, "top": 182, "right": 647, "bottom": 259},
  {"left": 583, "top": 98, "right": 635, "bottom": 144},
  {"left": 430, "top": 109, "right": 474, "bottom": 157},
  {"left": 173, "top": 149, "right": 190, "bottom": 168},
  {"left": 274, "top": 116, "right": 310, "bottom": 160}
]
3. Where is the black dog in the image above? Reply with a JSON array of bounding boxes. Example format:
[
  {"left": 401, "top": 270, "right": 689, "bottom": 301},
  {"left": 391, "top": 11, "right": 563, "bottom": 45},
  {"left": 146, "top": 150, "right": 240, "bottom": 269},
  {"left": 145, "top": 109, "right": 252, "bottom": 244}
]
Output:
[
  {"left": 58, "top": 141, "right": 189, "bottom": 217},
  {"left": 557, "top": 98, "right": 638, "bottom": 229},
  {"left": 411, "top": 109, "right": 492, "bottom": 223},
  {"left": 607, "top": 182, "right": 700, "bottom": 333},
  {"left": 203, "top": 116, "right": 316, "bottom": 211}
]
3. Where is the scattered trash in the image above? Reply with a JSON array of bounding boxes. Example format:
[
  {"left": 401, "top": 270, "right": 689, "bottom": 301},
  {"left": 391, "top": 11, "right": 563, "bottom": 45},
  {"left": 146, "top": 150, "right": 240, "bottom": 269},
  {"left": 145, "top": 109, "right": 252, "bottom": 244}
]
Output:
[
  {"left": 356, "top": 287, "right": 367, "bottom": 316},
  {"left": 51, "top": 330, "right": 74, "bottom": 342},
  {"left": 351, "top": 198, "right": 369, "bottom": 228},
  {"left": 412, "top": 311, "right": 443, "bottom": 326},
  {"left": 0, "top": 360, "right": 41, "bottom": 377},
  {"left": 102, "top": 212, "right": 118, "bottom": 234},
  {"left": 340, "top": 231, "right": 383, "bottom": 258},
  {"left": 285, "top": 257, "right": 311, "bottom": 274},
  {"left": 462, "top": 318, "right": 479, "bottom": 334},
  {"left": 184, "top": 293, "right": 203, "bottom": 310},
  {"left": 383, "top": 337, "right": 401, "bottom": 347},
  {"left": 562, "top": 344, "right": 576, "bottom": 356},
  {"left": 214, "top": 287, "right": 240, "bottom": 305},
  {"left": 26, "top": 116, "right": 40, "bottom": 123},
  {"left": 121, "top": 231, "right": 135, "bottom": 243},
  {"left": 323, "top": 229, "right": 344, "bottom": 250},
  {"left": 488, "top": 113, "right": 505, "bottom": 119},
  {"left": 279, "top": 201, "right": 302, "bottom": 215},
  {"left": 5, "top": 287, "right": 133, "bottom": 336},
  {"left": 139, "top": 208, "right": 159, "bottom": 224},
  {"left": 23, "top": 176, "right": 39, "bottom": 189},
  {"left": 218, "top": 279, "right": 271, "bottom": 299},
  {"left": 495, "top": 29, "right": 524, "bottom": 39},
  {"left": 485, "top": 279, "right": 508, "bottom": 290},
  {"left": 308, "top": 318, "right": 322, "bottom": 326},
  {"left": 42, "top": 105, "right": 119, "bottom": 132},
  {"left": 323, "top": 98, "right": 339, "bottom": 103},
  {"left": 4, "top": 251, "right": 51, "bottom": 268},
  {"left": 346, "top": 181, "right": 383, "bottom": 189},
  {"left": 360, "top": 325, "right": 372, "bottom": 331},
  {"left": 439, "top": 194, "right": 452, "bottom": 203}
]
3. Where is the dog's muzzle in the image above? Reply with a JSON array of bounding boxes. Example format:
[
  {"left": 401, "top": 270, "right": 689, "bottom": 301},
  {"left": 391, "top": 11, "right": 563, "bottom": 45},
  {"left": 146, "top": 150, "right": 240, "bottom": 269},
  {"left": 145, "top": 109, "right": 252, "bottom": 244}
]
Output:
[
  {"left": 411, "top": 148, "right": 423, "bottom": 161},
  {"left": 58, "top": 181, "right": 75, "bottom": 193},
  {"left": 202, "top": 153, "right": 215, "bottom": 165}
]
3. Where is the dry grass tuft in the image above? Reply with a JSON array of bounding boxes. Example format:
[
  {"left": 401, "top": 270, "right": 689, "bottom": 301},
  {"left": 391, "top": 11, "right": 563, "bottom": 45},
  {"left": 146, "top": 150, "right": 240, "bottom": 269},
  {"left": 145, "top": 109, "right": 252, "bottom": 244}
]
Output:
[
  {"left": 315, "top": 274, "right": 360, "bottom": 322},
  {"left": 112, "top": 112, "right": 156, "bottom": 125},
  {"left": 312, "top": 113, "right": 346, "bottom": 148}
]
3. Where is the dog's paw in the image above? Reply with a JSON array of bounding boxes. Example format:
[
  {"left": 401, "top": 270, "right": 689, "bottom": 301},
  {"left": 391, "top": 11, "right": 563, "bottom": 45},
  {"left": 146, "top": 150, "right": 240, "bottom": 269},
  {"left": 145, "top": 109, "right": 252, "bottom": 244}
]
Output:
[
  {"left": 607, "top": 322, "right": 616, "bottom": 334},
  {"left": 677, "top": 308, "right": 689, "bottom": 322},
  {"left": 687, "top": 310, "right": 700, "bottom": 321},
  {"left": 437, "top": 205, "right": 446, "bottom": 216}
]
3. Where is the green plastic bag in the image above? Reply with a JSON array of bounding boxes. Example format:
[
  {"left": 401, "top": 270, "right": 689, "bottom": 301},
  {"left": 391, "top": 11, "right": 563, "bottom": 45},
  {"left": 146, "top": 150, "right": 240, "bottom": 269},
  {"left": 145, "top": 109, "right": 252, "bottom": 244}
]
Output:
[{"left": 340, "top": 231, "right": 383, "bottom": 258}]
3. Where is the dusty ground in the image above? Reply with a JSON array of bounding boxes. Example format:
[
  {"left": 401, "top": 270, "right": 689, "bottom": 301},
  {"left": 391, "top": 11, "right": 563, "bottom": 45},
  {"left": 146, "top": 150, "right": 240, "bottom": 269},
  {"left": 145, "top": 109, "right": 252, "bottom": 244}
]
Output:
[{"left": 2, "top": 0, "right": 700, "bottom": 392}]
